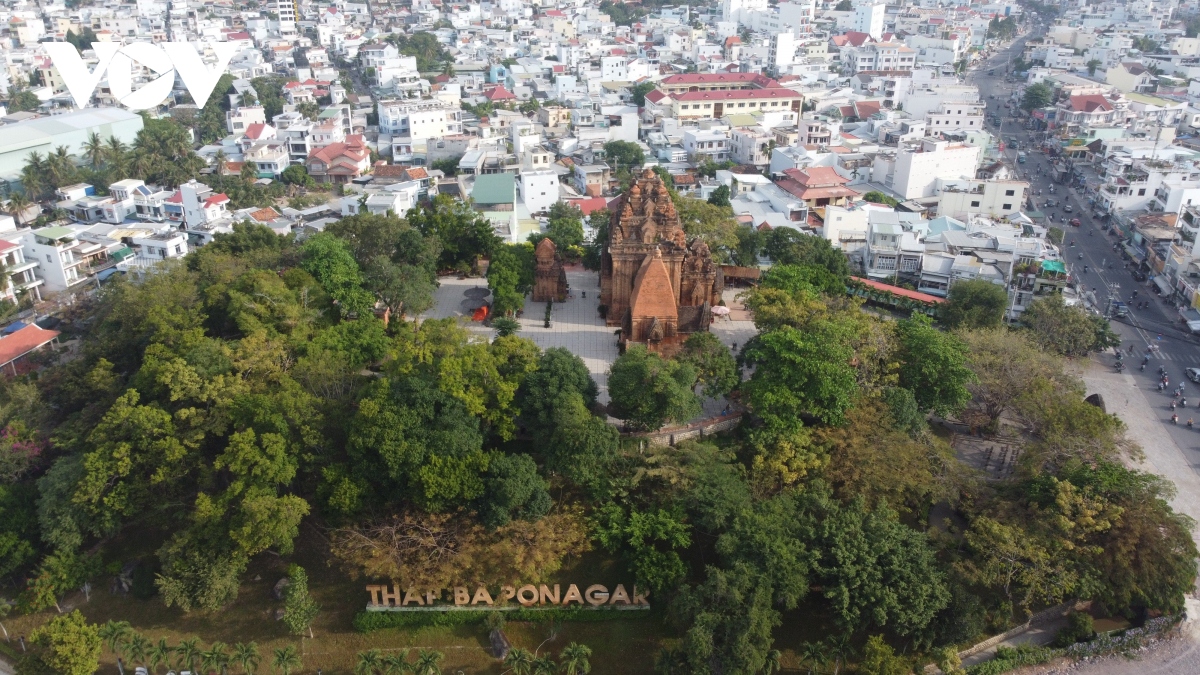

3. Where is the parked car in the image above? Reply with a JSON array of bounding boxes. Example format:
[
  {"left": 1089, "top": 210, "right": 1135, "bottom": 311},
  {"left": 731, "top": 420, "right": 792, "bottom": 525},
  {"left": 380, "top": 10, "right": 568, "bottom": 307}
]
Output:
[
  {"left": 1064, "top": 204, "right": 1073, "bottom": 213},
  {"left": 1188, "top": 368, "right": 1200, "bottom": 384},
  {"left": 1044, "top": 199, "right": 1057, "bottom": 208},
  {"left": 1070, "top": 218, "right": 1082, "bottom": 227},
  {"left": 1133, "top": 270, "right": 1148, "bottom": 282}
]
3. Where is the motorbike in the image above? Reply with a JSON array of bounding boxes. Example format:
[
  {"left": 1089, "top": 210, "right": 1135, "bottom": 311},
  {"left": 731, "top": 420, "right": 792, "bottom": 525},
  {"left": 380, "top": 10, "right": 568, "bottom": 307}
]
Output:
[{"left": 1173, "top": 414, "right": 1179, "bottom": 424}]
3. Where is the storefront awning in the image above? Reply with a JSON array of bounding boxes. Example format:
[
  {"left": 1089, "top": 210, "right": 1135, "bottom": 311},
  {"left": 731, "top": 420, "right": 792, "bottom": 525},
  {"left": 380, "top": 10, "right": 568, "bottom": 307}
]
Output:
[
  {"left": 1123, "top": 242, "right": 1145, "bottom": 261},
  {"left": 1153, "top": 275, "right": 1173, "bottom": 295},
  {"left": 1041, "top": 260, "right": 1067, "bottom": 274}
]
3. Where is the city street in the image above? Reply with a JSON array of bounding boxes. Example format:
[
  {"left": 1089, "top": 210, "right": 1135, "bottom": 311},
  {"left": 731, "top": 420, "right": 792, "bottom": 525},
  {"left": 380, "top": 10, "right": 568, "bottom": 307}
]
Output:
[
  {"left": 965, "top": 37, "right": 1200, "bottom": 458},
  {"left": 959, "top": 31, "right": 1200, "bottom": 673}
]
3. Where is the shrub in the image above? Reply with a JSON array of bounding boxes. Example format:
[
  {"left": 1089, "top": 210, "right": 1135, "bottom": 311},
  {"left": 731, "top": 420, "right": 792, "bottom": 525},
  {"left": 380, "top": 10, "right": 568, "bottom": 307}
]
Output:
[{"left": 1052, "top": 612, "right": 1095, "bottom": 647}]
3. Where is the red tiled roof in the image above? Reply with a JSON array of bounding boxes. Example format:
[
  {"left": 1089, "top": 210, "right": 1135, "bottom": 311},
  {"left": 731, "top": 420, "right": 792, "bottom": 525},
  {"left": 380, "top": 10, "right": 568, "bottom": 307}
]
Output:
[
  {"left": 0, "top": 240, "right": 17, "bottom": 252},
  {"left": 166, "top": 190, "right": 183, "bottom": 204},
  {"left": 675, "top": 87, "right": 799, "bottom": 102},
  {"left": 852, "top": 276, "right": 945, "bottom": 303},
  {"left": 244, "top": 123, "right": 270, "bottom": 140},
  {"left": 854, "top": 100, "right": 882, "bottom": 118},
  {"left": 843, "top": 31, "right": 872, "bottom": 47},
  {"left": 226, "top": 31, "right": 251, "bottom": 40},
  {"left": 308, "top": 137, "right": 370, "bottom": 164},
  {"left": 566, "top": 197, "right": 609, "bottom": 215},
  {"left": 373, "top": 164, "right": 409, "bottom": 178},
  {"left": 786, "top": 167, "right": 848, "bottom": 187},
  {"left": 645, "top": 89, "right": 668, "bottom": 104},
  {"left": 484, "top": 86, "right": 517, "bottom": 101},
  {"left": 204, "top": 194, "right": 229, "bottom": 207},
  {"left": 1069, "top": 94, "right": 1112, "bottom": 113},
  {"left": 250, "top": 207, "right": 280, "bottom": 221},
  {"left": 0, "top": 324, "right": 60, "bottom": 367},
  {"left": 405, "top": 167, "right": 429, "bottom": 180},
  {"left": 661, "top": 72, "right": 779, "bottom": 87}
]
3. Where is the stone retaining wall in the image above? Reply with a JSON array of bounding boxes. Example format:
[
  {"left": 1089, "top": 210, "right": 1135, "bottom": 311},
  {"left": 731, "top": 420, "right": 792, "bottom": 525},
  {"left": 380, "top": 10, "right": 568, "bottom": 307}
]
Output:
[
  {"left": 923, "top": 600, "right": 1084, "bottom": 674},
  {"left": 625, "top": 412, "right": 744, "bottom": 448}
]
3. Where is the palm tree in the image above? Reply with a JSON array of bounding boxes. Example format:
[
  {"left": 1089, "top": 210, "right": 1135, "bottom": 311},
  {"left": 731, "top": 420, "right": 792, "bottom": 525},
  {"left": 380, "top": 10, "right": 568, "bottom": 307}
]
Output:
[
  {"left": 127, "top": 633, "right": 151, "bottom": 672},
  {"left": 504, "top": 648, "right": 535, "bottom": 675},
  {"left": 106, "top": 136, "right": 129, "bottom": 178},
  {"left": 233, "top": 642, "right": 261, "bottom": 675},
  {"left": 558, "top": 643, "right": 591, "bottom": 675},
  {"left": 6, "top": 191, "right": 31, "bottom": 226},
  {"left": 47, "top": 145, "right": 75, "bottom": 186},
  {"left": 1086, "top": 59, "right": 1102, "bottom": 77},
  {"left": 83, "top": 131, "right": 105, "bottom": 169},
  {"left": 762, "top": 649, "right": 782, "bottom": 675},
  {"left": 175, "top": 637, "right": 202, "bottom": 673},
  {"left": 799, "top": 642, "right": 824, "bottom": 675},
  {"left": 21, "top": 152, "right": 47, "bottom": 199},
  {"left": 355, "top": 649, "right": 383, "bottom": 675},
  {"left": 382, "top": 650, "right": 410, "bottom": 675},
  {"left": 828, "top": 635, "right": 853, "bottom": 675},
  {"left": 412, "top": 649, "right": 443, "bottom": 675},
  {"left": 532, "top": 656, "right": 556, "bottom": 675},
  {"left": 148, "top": 638, "right": 174, "bottom": 674},
  {"left": 99, "top": 620, "right": 133, "bottom": 660},
  {"left": 213, "top": 149, "right": 229, "bottom": 176},
  {"left": 272, "top": 645, "right": 301, "bottom": 675},
  {"left": 202, "top": 641, "right": 230, "bottom": 675}
]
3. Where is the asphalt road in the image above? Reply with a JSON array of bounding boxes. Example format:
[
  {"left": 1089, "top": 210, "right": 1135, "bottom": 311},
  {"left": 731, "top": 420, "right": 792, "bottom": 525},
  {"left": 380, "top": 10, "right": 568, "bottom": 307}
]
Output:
[{"left": 965, "top": 37, "right": 1200, "bottom": 454}]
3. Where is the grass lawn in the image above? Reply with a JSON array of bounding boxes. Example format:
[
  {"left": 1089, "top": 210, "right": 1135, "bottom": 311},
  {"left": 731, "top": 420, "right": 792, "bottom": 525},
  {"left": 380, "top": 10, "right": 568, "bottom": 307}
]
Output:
[{"left": 1, "top": 525, "right": 670, "bottom": 674}]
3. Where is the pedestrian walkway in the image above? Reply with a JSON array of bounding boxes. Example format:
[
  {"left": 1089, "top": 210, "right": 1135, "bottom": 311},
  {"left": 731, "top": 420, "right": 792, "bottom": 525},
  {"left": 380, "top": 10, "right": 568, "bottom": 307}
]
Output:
[{"left": 420, "top": 268, "right": 620, "bottom": 401}]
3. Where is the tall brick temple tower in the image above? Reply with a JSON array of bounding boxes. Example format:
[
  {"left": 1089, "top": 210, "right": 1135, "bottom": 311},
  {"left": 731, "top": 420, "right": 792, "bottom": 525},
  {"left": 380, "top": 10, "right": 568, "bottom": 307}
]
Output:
[
  {"left": 599, "top": 168, "right": 722, "bottom": 354},
  {"left": 532, "top": 237, "right": 567, "bottom": 302}
]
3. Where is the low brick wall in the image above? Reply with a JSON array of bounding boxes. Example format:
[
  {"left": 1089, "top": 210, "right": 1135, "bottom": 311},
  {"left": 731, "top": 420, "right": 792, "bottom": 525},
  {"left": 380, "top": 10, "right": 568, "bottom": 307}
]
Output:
[{"left": 625, "top": 412, "right": 744, "bottom": 448}]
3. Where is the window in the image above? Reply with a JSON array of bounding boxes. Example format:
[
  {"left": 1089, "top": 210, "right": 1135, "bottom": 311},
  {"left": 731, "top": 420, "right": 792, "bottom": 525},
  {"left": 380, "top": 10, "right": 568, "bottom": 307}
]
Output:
[
  {"left": 1138, "top": 188, "right": 1146, "bottom": 196},
  {"left": 1005, "top": 189, "right": 1015, "bottom": 196},
  {"left": 1002, "top": 203, "right": 1012, "bottom": 210},
  {"left": 46, "top": 255, "right": 51, "bottom": 263},
  {"left": 970, "top": 200, "right": 980, "bottom": 207}
]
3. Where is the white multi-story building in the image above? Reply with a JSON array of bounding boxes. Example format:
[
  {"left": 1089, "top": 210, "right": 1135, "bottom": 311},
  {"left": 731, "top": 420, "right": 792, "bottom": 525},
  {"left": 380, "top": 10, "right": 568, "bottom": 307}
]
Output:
[
  {"left": 271, "top": 0, "right": 297, "bottom": 36},
  {"left": 873, "top": 138, "right": 982, "bottom": 200},
  {"left": 519, "top": 169, "right": 560, "bottom": 215},
  {"left": 843, "top": 42, "right": 916, "bottom": 73},
  {"left": 19, "top": 226, "right": 106, "bottom": 292},
  {"left": 729, "top": 128, "right": 774, "bottom": 167},
  {"left": 853, "top": 2, "right": 886, "bottom": 41},
  {"left": 227, "top": 106, "right": 266, "bottom": 134},
  {"left": 0, "top": 238, "right": 43, "bottom": 303},
  {"left": 937, "top": 180, "right": 1029, "bottom": 221},
  {"left": 926, "top": 101, "right": 986, "bottom": 134},
  {"left": 379, "top": 99, "right": 464, "bottom": 160},
  {"left": 683, "top": 128, "right": 730, "bottom": 162}
]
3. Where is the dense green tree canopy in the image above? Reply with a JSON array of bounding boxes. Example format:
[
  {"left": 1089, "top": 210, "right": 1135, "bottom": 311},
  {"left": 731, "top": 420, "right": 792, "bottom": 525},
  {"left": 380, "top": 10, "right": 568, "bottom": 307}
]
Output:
[
  {"left": 607, "top": 346, "right": 701, "bottom": 431},
  {"left": 941, "top": 279, "right": 1008, "bottom": 329}
]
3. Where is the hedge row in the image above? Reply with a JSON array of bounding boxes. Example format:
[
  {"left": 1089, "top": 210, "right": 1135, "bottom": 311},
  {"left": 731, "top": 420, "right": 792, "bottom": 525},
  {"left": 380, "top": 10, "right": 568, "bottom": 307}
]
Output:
[{"left": 353, "top": 607, "right": 651, "bottom": 632}]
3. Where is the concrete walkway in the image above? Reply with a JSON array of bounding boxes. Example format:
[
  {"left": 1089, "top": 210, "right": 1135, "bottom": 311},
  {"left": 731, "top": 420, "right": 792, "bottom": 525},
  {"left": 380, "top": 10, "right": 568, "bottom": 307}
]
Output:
[{"left": 961, "top": 620, "right": 1066, "bottom": 668}]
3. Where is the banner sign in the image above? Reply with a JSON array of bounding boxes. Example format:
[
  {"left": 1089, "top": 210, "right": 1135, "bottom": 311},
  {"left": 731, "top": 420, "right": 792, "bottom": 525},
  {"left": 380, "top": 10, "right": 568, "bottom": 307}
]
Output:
[{"left": 365, "top": 583, "right": 650, "bottom": 611}]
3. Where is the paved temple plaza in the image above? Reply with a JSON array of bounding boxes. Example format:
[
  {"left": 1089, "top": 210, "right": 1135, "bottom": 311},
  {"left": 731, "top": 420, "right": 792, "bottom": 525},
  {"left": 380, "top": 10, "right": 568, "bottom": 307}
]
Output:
[{"left": 420, "top": 267, "right": 757, "bottom": 406}]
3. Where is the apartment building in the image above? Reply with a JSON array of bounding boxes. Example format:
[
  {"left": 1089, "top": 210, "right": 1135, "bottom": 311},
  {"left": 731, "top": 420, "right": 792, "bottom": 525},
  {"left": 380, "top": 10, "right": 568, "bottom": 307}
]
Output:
[
  {"left": 379, "top": 100, "right": 464, "bottom": 160},
  {"left": 19, "top": 226, "right": 108, "bottom": 292},
  {"left": 937, "top": 180, "right": 1029, "bottom": 221},
  {"left": 873, "top": 138, "right": 982, "bottom": 200}
]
